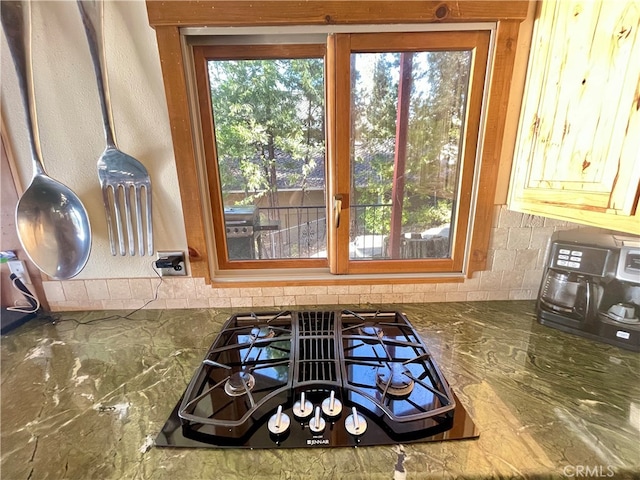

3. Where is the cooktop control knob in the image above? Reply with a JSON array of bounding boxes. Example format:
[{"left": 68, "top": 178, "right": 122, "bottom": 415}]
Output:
[
  {"left": 321, "top": 390, "right": 343, "bottom": 418},
  {"left": 267, "top": 405, "right": 290, "bottom": 435},
  {"left": 345, "top": 407, "right": 367, "bottom": 436},
  {"left": 292, "top": 392, "right": 313, "bottom": 419},
  {"left": 308, "top": 406, "right": 326, "bottom": 434}
]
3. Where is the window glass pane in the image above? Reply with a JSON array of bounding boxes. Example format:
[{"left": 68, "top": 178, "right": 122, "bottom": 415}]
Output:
[
  {"left": 208, "top": 58, "right": 326, "bottom": 260},
  {"left": 349, "top": 50, "right": 471, "bottom": 260}
]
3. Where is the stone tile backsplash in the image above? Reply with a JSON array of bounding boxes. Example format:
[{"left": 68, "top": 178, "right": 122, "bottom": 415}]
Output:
[{"left": 42, "top": 206, "right": 601, "bottom": 311}]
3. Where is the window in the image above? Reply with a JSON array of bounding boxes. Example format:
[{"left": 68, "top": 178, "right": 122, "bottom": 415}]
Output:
[
  {"left": 146, "top": 1, "right": 529, "bottom": 283},
  {"left": 195, "top": 31, "right": 488, "bottom": 274},
  {"left": 332, "top": 32, "right": 489, "bottom": 274},
  {"left": 194, "top": 45, "right": 327, "bottom": 269}
]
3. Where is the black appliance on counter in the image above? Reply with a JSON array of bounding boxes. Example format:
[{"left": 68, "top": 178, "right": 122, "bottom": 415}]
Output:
[
  {"left": 156, "top": 310, "right": 478, "bottom": 448},
  {"left": 537, "top": 230, "right": 640, "bottom": 351}
]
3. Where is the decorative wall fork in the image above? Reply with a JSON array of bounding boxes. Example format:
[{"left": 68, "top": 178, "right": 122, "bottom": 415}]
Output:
[{"left": 77, "top": 0, "right": 153, "bottom": 256}]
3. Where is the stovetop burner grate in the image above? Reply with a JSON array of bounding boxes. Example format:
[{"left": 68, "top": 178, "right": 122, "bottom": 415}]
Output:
[
  {"left": 298, "top": 338, "right": 337, "bottom": 383},
  {"left": 298, "top": 311, "right": 334, "bottom": 336}
]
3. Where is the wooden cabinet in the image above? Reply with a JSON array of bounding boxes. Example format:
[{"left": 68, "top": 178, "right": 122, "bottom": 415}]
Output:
[{"left": 509, "top": 0, "right": 640, "bottom": 234}]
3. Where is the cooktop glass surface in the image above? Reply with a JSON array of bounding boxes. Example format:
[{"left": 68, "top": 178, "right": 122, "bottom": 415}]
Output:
[{"left": 155, "top": 310, "right": 479, "bottom": 449}]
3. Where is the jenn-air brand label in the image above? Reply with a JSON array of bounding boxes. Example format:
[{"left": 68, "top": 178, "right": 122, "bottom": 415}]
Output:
[
  {"left": 616, "top": 331, "right": 630, "bottom": 340},
  {"left": 307, "top": 438, "right": 330, "bottom": 446}
]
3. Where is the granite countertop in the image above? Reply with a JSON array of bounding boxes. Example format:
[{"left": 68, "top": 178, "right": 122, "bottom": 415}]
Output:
[{"left": 1, "top": 301, "right": 639, "bottom": 479}]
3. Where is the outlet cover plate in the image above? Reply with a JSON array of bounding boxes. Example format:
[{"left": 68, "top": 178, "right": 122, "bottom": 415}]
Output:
[
  {"left": 8, "top": 260, "right": 32, "bottom": 284},
  {"left": 156, "top": 251, "right": 187, "bottom": 276}
]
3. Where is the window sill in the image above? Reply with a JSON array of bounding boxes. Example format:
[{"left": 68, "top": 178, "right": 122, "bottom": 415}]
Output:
[{"left": 208, "top": 268, "right": 466, "bottom": 288}]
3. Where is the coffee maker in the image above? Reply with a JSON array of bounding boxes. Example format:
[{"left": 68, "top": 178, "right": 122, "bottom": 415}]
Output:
[{"left": 537, "top": 229, "right": 640, "bottom": 352}]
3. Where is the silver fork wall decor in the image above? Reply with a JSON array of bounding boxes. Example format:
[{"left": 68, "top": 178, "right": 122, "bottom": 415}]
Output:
[{"left": 77, "top": 0, "right": 154, "bottom": 256}]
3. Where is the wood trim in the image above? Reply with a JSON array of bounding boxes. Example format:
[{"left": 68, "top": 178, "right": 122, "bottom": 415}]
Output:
[
  {"left": 325, "top": 34, "right": 342, "bottom": 274},
  {"left": 510, "top": 200, "right": 640, "bottom": 236},
  {"left": 349, "top": 259, "right": 457, "bottom": 274},
  {"left": 192, "top": 46, "right": 229, "bottom": 271},
  {"left": 194, "top": 44, "right": 326, "bottom": 60},
  {"left": 331, "top": 34, "right": 352, "bottom": 274},
  {"left": 153, "top": 26, "right": 212, "bottom": 281},
  {"left": 454, "top": 31, "right": 491, "bottom": 271},
  {"left": 468, "top": 20, "right": 522, "bottom": 276},
  {"left": 217, "top": 259, "right": 329, "bottom": 269},
  {"left": 494, "top": 0, "right": 536, "bottom": 204},
  {"left": 209, "top": 275, "right": 466, "bottom": 288},
  {"left": 147, "top": 1, "right": 529, "bottom": 28},
  {"left": 520, "top": 189, "right": 612, "bottom": 208},
  {"left": 0, "top": 115, "right": 25, "bottom": 196},
  {"left": 349, "top": 31, "right": 490, "bottom": 52}
]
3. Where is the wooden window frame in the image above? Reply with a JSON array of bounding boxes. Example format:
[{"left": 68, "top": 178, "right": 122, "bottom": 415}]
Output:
[
  {"left": 194, "top": 44, "right": 328, "bottom": 270},
  {"left": 331, "top": 31, "right": 490, "bottom": 275},
  {"left": 145, "top": 1, "right": 530, "bottom": 284}
]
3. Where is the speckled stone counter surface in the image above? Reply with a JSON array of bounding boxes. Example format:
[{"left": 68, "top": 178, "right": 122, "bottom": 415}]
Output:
[{"left": 2, "top": 301, "right": 639, "bottom": 479}]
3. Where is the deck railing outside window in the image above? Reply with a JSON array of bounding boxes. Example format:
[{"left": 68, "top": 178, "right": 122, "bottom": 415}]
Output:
[
  {"left": 255, "top": 203, "right": 447, "bottom": 260},
  {"left": 257, "top": 206, "right": 327, "bottom": 259}
]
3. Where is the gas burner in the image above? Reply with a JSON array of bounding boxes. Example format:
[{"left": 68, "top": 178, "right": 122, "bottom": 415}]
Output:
[
  {"left": 376, "top": 363, "right": 415, "bottom": 398},
  {"left": 358, "top": 324, "right": 384, "bottom": 341},
  {"left": 250, "top": 326, "right": 275, "bottom": 341},
  {"left": 224, "top": 371, "right": 256, "bottom": 397}
]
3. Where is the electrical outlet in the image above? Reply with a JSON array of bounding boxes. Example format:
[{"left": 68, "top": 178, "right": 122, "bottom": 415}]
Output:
[
  {"left": 155, "top": 251, "right": 187, "bottom": 276},
  {"left": 8, "top": 260, "right": 32, "bottom": 284}
]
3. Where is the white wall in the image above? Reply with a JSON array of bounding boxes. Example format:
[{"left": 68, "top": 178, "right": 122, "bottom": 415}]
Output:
[{"left": 1, "top": 0, "right": 187, "bottom": 279}]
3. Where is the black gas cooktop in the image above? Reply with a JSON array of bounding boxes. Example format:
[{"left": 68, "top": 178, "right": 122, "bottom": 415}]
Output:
[{"left": 155, "top": 310, "right": 478, "bottom": 449}]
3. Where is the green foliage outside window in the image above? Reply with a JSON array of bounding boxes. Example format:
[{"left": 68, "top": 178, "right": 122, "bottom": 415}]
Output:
[
  {"left": 209, "top": 58, "right": 325, "bottom": 207},
  {"left": 208, "top": 49, "right": 469, "bottom": 238}
]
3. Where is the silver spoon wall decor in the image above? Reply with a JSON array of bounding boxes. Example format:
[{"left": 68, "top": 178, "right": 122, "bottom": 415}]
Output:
[{"left": 2, "top": 1, "right": 92, "bottom": 279}]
